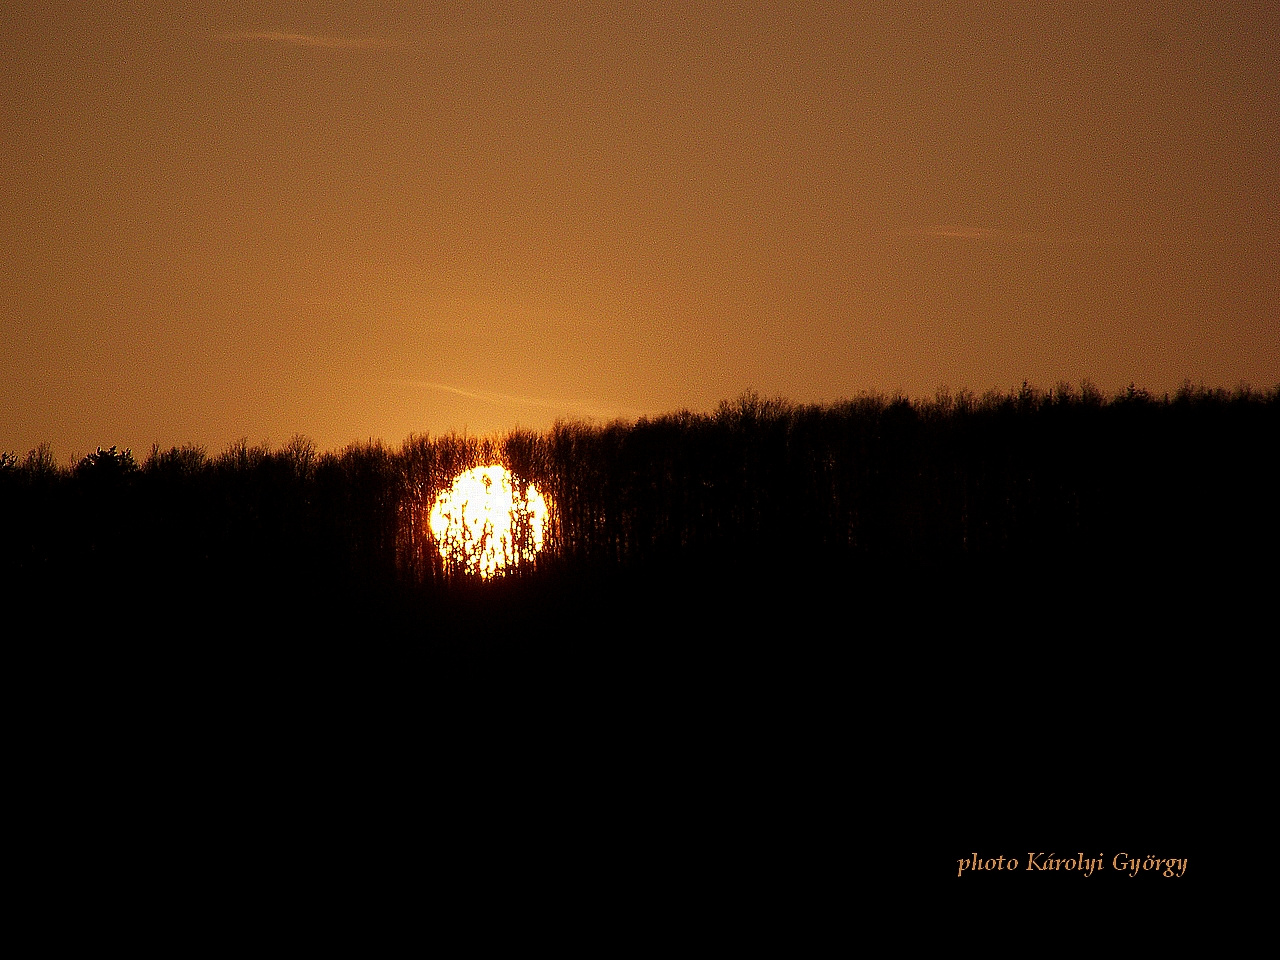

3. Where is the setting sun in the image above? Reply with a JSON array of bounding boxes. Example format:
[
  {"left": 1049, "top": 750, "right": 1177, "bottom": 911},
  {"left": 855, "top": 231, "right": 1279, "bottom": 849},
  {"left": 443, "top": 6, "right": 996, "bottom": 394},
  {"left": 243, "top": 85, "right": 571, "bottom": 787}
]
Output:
[{"left": 428, "top": 465, "right": 549, "bottom": 578}]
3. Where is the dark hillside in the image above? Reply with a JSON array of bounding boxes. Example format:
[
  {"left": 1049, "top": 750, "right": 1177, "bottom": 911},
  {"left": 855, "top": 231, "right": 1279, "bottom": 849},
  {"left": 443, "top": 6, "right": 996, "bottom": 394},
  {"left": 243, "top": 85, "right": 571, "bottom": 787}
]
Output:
[{"left": 4, "top": 383, "right": 1272, "bottom": 900}]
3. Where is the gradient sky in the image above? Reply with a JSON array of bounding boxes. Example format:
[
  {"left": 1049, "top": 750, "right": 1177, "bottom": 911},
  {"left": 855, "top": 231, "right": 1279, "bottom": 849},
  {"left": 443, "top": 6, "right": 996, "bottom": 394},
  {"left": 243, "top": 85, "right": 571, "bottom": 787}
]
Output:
[{"left": 3, "top": 1, "right": 1277, "bottom": 463}]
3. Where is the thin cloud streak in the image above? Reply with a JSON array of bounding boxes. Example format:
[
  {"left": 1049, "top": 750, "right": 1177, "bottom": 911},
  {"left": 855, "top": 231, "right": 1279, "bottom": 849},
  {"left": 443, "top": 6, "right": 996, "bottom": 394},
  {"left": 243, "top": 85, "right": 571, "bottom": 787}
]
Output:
[
  {"left": 215, "top": 31, "right": 409, "bottom": 50},
  {"left": 901, "top": 224, "right": 1209, "bottom": 248},
  {"left": 902, "top": 225, "right": 1056, "bottom": 243},
  {"left": 382, "top": 379, "right": 645, "bottom": 423}
]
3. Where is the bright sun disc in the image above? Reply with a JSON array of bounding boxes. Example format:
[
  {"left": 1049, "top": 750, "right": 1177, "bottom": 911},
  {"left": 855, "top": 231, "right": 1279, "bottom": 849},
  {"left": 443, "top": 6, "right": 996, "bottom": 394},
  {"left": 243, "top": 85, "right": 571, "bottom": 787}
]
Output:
[{"left": 428, "top": 465, "right": 548, "bottom": 578}]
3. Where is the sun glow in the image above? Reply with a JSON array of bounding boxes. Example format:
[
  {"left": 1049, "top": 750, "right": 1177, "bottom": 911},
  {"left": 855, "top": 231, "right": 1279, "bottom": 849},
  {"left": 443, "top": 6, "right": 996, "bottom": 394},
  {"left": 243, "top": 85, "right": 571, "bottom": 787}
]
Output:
[{"left": 428, "top": 465, "right": 549, "bottom": 578}]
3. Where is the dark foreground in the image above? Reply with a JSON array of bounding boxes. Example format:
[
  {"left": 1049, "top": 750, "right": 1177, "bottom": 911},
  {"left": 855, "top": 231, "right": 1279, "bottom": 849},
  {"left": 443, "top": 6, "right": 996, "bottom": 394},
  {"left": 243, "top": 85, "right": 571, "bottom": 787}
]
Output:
[
  {"left": 11, "top": 551, "right": 1247, "bottom": 933},
  {"left": 9, "top": 387, "right": 1270, "bottom": 928}
]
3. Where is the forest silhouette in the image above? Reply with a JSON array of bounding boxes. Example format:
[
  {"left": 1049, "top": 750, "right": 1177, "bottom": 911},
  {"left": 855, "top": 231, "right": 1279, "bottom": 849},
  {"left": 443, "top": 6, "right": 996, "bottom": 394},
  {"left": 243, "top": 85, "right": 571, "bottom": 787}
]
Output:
[
  {"left": 5, "top": 381, "right": 1276, "bottom": 647},
  {"left": 6, "top": 380, "right": 1268, "bottom": 893}
]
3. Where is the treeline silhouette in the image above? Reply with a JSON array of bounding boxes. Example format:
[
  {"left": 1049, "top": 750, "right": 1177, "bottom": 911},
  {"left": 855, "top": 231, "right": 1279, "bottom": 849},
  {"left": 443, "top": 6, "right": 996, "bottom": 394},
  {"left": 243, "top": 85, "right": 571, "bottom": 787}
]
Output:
[
  {"left": 8, "top": 381, "right": 1269, "bottom": 895},
  {"left": 4, "top": 381, "right": 1276, "bottom": 639}
]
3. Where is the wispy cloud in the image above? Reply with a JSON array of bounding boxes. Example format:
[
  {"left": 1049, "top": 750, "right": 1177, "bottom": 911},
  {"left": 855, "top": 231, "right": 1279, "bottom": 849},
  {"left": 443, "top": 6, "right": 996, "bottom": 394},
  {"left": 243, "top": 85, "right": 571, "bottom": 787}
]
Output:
[
  {"left": 901, "top": 225, "right": 1054, "bottom": 244},
  {"left": 382, "top": 379, "right": 643, "bottom": 422},
  {"left": 920, "top": 225, "right": 1001, "bottom": 240},
  {"left": 215, "top": 31, "right": 408, "bottom": 50},
  {"left": 900, "top": 222, "right": 1211, "bottom": 248}
]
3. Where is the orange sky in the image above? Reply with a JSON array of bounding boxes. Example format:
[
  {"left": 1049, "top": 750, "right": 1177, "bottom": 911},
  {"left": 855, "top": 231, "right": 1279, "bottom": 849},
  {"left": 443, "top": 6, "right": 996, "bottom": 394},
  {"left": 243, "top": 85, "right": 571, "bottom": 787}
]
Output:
[{"left": 3, "top": 1, "right": 1277, "bottom": 464}]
